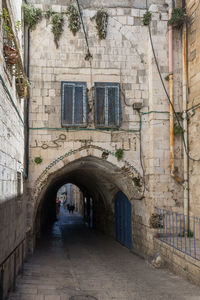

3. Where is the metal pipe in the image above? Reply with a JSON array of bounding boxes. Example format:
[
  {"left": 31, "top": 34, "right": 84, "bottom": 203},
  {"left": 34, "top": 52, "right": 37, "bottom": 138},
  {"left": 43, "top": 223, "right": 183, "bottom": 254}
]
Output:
[
  {"left": 182, "top": 21, "right": 189, "bottom": 231},
  {"left": 168, "top": 3, "right": 174, "bottom": 175}
]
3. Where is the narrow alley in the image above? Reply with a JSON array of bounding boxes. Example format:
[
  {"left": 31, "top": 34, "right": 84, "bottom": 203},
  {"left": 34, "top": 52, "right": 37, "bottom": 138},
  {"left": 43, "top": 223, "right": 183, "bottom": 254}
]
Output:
[{"left": 8, "top": 208, "right": 200, "bottom": 300}]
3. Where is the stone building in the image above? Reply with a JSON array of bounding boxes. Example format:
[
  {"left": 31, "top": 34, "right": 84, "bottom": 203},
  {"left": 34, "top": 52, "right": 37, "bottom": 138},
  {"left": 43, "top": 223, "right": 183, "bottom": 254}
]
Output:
[
  {"left": 27, "top": 0, "right": 183, "bottom": 254},
  {"left": 1, "top": 0, "right": 200, "bottom": 298},
  {"left": 0, "top": 0, "right": 28, "bottom": 297},
  {"left": 186, "top": 0, "right": 200, "bottom": 224}
]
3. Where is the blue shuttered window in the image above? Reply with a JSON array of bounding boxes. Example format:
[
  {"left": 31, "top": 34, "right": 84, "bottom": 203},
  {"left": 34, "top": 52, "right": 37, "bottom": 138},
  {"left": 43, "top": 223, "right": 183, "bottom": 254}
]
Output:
[
  {"left": 94, "top": 83, "right": 121, "bottom": 128},
  {"left": 61, "top": 82, "right": 87, "bottom": 127}
]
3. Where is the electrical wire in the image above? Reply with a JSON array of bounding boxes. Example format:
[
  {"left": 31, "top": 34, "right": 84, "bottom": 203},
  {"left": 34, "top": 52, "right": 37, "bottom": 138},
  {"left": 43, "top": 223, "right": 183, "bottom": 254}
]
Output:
[
  {"left": 146, "top": 1, "right": 200, "bottom": 162},
  {"left": 132, "top": 110, "right": 146, "bottom": 200},
  {"left": 76, "top": 0, "right": 92, "bottom": 59}
]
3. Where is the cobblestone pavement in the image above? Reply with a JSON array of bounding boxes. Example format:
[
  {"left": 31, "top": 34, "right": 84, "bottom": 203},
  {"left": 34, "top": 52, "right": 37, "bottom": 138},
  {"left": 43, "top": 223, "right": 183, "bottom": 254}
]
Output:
[{"left": 8, "top": 208, "right": 200, "bottom": 300}]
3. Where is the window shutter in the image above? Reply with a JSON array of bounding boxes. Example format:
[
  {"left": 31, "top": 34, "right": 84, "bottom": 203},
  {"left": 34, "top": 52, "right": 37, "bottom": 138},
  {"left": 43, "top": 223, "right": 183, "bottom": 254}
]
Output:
[
  {"left": 95, "top": 86, "right": 105, "bottom": 126},
  {"left": 108, "top": 87, "right": 117, "bottom": 126},
  {"left": 95, "top": 83, "right": 121, "bottom": 128},
  {"left": 63, "top": 84, "right": 73, "bottom": 125},
  {"left": 62, "top": 82, "right": 87, "bottom": 127},
  {"left": 74, "top": 86, "right": 84, "bottom": 124}
]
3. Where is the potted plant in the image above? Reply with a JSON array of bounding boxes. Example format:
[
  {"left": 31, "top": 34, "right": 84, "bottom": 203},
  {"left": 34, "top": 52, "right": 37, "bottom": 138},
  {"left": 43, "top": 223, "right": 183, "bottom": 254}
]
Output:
[
  {"left": 16, "top": 77, "right": 29, "bottom": 98},
  {"left": 3, "top": 44, "right": 18, "bottom": 64}
]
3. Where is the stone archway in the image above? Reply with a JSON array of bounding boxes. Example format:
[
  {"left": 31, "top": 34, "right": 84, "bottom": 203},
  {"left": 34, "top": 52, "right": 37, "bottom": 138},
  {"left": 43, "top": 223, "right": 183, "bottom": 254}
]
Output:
[{"left": 27, "top": 145, "right": 144, "bottom": 251}]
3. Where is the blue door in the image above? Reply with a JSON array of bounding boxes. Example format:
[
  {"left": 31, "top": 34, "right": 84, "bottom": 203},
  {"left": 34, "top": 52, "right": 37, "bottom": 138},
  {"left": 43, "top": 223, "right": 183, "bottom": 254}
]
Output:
[{"left": 115, "top": 191, "right": 132, "bottom": 249}]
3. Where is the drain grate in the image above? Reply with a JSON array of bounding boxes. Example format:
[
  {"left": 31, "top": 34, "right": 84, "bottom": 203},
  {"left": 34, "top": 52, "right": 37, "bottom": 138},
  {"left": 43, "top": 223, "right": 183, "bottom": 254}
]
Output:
[{"left": 69, "top": 296, "right": 98, "bottom": 300}]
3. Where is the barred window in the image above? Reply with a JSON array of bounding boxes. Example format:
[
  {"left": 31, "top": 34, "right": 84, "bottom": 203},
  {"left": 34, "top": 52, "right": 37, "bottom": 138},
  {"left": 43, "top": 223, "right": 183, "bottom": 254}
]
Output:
[
  {"left": 94, "top": 83, "right": 121, "bottom": 128},
  {"left": 61, "top": 82, "right": 88, "bottom": 127}
]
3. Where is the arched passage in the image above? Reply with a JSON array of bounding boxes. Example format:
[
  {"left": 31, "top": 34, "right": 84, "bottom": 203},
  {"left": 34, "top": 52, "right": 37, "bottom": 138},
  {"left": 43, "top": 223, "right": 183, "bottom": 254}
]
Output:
[{"left": 29, "top": 152, "right": 143, "bottom": 251}]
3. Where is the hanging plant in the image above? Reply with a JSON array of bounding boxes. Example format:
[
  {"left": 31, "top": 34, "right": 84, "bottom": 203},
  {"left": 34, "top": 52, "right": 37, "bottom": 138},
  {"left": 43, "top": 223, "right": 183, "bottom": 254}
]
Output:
[
  {"left": 168, "top": 8, "right": 185, "bottom": 28},
  {"left": 66, "top": 5, "right": 81, "bottom": 36},
  {"left": 22, "top": 3, "right": 42, "bottom": 31},
  {"left": 45, "top": 8, "right": 56, "bottom": 20},
  {"left": 51, "top": 13, "right": 64, "bottom": 48},
  {"left": 143, "top": 11, "right": 152, "bottom": 26},
  {"left": 115, "top": 149, "right": 124, "bottom": 161},
  {"left": 91, "top": 9, "right": 108, "bottom": 40}
]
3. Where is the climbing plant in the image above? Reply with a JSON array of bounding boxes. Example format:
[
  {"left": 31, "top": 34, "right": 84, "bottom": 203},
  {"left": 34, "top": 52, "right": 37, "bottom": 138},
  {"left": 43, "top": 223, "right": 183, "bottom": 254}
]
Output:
[
  {"left": 0, "top": 8, "right": 22, "bottom": 37},
  {"left": 168, "top": 8, "right": 185, "bottom": 27},
  {"left": 51, "top": 13, "right": 64, "bottom": 48},
  {"left": 91, "top": 9, "right": 108, "bottom": 40},
  {"left": 22, "top": 3, "right": 42, "bottom": 30},
  {"left": 66, "top": 4, "right": 81, "bottom": 36}
]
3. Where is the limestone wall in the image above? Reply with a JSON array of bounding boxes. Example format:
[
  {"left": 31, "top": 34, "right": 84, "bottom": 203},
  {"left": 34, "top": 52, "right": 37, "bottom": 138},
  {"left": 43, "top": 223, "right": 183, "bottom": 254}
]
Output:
[
  {"left": 27, "top": 0, "right": 183, "bottom": 256},
  {"left": 187, "top": 1, "right": 200, "bottom": 219},
  {"left": 0, "top": 0, "right": 27, "bottom": 298}
]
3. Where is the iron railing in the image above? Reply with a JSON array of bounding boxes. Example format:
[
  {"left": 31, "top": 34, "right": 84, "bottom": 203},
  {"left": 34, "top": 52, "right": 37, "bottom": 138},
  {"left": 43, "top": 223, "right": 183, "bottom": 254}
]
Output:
[{"left": 154, "top": 207, "right": 200, "bottom": 261}]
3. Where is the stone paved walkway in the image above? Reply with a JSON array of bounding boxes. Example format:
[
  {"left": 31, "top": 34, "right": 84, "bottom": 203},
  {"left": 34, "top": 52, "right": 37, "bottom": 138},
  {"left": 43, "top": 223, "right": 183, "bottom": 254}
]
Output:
[{"left": 8, "top": 208, "right": 200, "bottom": 300}]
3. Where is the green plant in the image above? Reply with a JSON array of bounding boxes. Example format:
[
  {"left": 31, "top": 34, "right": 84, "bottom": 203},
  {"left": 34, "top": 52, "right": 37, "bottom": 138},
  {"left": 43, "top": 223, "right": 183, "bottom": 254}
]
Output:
[
  {"left": 91, "top": 9, "right": 108, "bottom": 40},
  {"left": 45, "top": 8, "right": 56, "bottom": 19},
  {"left": 51, "top": 13, "right": 64, "bottom": 48},
  {"left": 115, "top": 149, "right": 124, "bottom": 161},
  {"left": 34, "top": 157, "right": 42, "bottom": 164},
  {"left": 174, "top": 124, "right": 183, "bottom": 135},
  {"left": 168, "top": 8, "right": 185, "bottom": 27},
  {"left": 22, "top": 3, "right": 42, "bottom": 30},
  {"left": 165, "top": 75, "right": 170, "bottom": 81},
  {"left": 143, "top": 11, "right": 152, "bottom": 26},
  {"left": 66, "top": 4, "right": 81, "bottom": 36},
  {"left": 0, "top": 8, "right": 21, "bottom": 38}
]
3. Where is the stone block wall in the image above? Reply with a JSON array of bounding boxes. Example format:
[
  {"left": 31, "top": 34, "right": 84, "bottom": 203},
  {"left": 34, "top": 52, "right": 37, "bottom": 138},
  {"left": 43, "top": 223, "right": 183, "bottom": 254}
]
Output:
[
  {"left": 0, "top": 0, "right": 27, "bottom": 298},
  {"left": 186, "top": 0, "right": 200, "bottom": 220},
  {"left": 27, "top": 0, "right": 183, "bottom": 257}
]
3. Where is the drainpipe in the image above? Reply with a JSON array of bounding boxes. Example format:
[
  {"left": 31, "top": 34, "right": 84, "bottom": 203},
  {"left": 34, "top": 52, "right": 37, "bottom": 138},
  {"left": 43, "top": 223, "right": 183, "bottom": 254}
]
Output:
[
  {"left": 168, "top": 1, "right": 174, "bottom": 175},
  {"left": 182, "top": 2, "right": 189, "bottom": 230}
]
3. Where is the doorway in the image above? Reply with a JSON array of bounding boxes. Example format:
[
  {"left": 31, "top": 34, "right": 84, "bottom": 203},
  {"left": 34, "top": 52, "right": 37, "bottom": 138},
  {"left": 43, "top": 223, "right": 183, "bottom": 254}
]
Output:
[{"left": 115, "top": 191, "right": 132, "bottom": 249}]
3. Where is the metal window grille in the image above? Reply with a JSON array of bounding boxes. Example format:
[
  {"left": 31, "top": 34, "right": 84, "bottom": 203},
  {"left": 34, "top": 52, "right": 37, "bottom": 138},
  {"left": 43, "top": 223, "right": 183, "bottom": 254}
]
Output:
[
  {"left": 94, "top": 83, "right": 121, "bottom": 128},
  {"left": 61, "top": 82, "right": 88, "bottom": 127}
]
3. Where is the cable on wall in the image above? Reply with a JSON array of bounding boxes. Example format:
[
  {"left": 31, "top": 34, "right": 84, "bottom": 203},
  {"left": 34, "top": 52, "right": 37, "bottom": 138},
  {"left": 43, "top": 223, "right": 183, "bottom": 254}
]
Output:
[
  {"left": 76, "top": 0, "right": 92, "bottom": 60},
  {"left": 146, "top": 1, "right": 200, "bottom": 162}
]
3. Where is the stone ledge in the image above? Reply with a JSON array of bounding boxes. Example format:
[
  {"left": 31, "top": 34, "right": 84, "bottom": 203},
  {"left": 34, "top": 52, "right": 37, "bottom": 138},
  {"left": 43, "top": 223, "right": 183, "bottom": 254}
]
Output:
[{"left": 154, "top": 237, "right": 200, "bottom": 286}]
